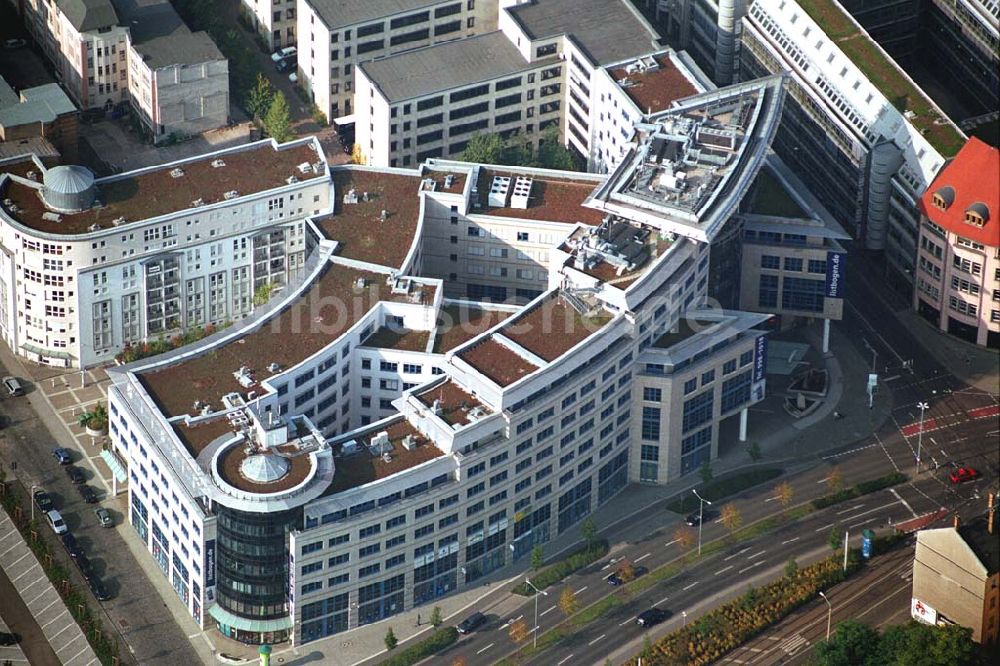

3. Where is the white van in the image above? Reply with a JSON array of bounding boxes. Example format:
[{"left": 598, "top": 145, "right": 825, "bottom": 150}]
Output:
[
  {"left": 46, "top": 510, "right": 67, "bottom": 535},
  {"left": 3, "top": 376, "right": 24, "bottom": 396}
]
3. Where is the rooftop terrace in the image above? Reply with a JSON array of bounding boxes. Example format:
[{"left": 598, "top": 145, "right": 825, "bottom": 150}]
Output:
[
  {"left": 325, "top": 419, "right": 444, "bottom": 495},
  {"left": 458, "top": 338, "right": 539, "bottom": 387},
  {"left": 432, "top": 305, "right": 513, "bottom": 354},
  {"left": 562, "top": 218, "right": 672, "bottom": 284},
  {"left": 140, "top": 265, "right": 424, "bottom": 418},
  {"left": 318, "top": 169, "right": 424, "bottom": 269},
  {"left": 0, "top": 141, "right": 322, "bottom": 235},
  {"left": 794, "top": 0, "right": 965, "bottom": 157},
  {"left": 609, "top": 54, "right": 698, "bottom": 114},
  {"left": 360, "top": 326, "right": 430, "bottom": 352},
  {"left": 501, "top": 294, "right": 611, "bottom": 362},
  {"left": 216, "top": 441, "right": 316, "bottom": 494},
  {"left": 478, "top": 168, "right": 605, "bottom": 226},
  {"left": 416, "top": 380, "right": 491, "bottom": 427}
]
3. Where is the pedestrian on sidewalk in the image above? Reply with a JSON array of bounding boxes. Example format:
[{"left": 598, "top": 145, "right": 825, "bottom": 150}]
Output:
[{"left": 416, "top": 613, "right": 421, "bottom": 626}]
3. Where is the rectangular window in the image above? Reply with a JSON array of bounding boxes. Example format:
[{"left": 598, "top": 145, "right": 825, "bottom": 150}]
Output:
[{"left": 641, "top": 406, "right": 660, "bottom": 441}]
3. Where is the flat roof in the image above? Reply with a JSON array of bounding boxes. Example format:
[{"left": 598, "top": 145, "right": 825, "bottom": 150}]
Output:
[
  {"left": 458, "top": 338, "right": 539, "bottom": 387},
  {"left": 217, "top": 444, "right": 314, "bottom": 494},
  {"left": 478, "top": 168, "right": 606, "bottom": 226},
  {"left": 747, "top": 166, "right": 807, "bottom": 218},
  {"left": 433, "top": 305, "right": 513, "bottom": 353},
  {"left": 111, "top": 0, "right": 223, "bottom": 68},
  {"left": 318, "top": 168, "right": 423, "bottom": 268},
  {"left": 794, "top": 0, "right": 965, "bottom": 157},
  {"left": 507, "top": 0, "right": 658, "bottom": 66},
  {"left": 361, "top": 32, "right": 543, "bottom": 104},
  {"left": 140, "top": 265, "right": 424, "bottom": 418},
  {"left": 173, "top": 417, "right": 236, "bottom": 457},
  {"left": 307, "top": 0, "right": 442, "bottom": 29},
  {"left": 608, "top": 54, "right": 698, "bottom": 114},
  {"left": 360, "top": 327, "right": 430, "bottom": 352},
  {"left": 416, "top": 379, "right": 490, "bottom": 426},
  {"left": 0, "top": 81, "right": 76, "bottom": 127},
  {"left": 501, "top": 294, "right": 610, "bottom": 362},
  {"left": 326, "top": 419, "right": 444, "bottom": 494},
  {"left": 0, "top": 140, "right": 322, "bottom": 235},
  {"left": 653, "top": 317, "right": 702, "bottom": 349}
]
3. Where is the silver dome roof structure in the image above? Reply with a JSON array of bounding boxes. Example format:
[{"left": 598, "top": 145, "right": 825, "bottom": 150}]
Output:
[
  {"left": 41, "top": 165, "right": 97, "bottom": 213},
  {"left": 240, "top": 453, "right": 290, "bottom": 484}
]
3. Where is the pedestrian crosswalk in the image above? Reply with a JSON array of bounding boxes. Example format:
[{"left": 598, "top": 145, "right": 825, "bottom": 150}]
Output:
[{"left": 778, "top": 633, "right": 810, "bottom": 656}]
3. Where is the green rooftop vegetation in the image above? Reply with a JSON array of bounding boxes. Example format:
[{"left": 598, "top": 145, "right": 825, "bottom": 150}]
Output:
[
  {"left": 748, "top": 168, "right": 807, "bottom": 218},
  {"left": 796, "top": 0, "right": 966, "bottom": 157}
]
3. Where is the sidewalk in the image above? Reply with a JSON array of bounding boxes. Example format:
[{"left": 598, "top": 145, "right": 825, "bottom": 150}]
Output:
[
  {"left": 895, "top": 308, "right": 1000, "bottom": 393},
  {"left": 0, "top": 512, "right": 99, "bottom": 666}
]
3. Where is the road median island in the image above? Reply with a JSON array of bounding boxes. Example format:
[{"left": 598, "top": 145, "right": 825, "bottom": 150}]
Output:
[
  {"left": 512, "top": 538, "right": 610, "bottom": 596},
  {"left": 811, "top": 471, "right": 907, "bottom": 510},
  {"left": 665, "top": 468, "right": 784, "bottom": 514},
  {"left": 376, "top": 627, "right": 458, "bottom": 666}
]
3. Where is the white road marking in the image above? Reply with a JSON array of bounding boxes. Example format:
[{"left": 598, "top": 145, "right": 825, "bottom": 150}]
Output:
[
  {"left": 814, "top": 523, "right": 834, "bottom": 533},
  {"left": 739, "top": 561, "right": 765, "bottom": 575},
  {"left": 588, "top": 634, "right": 606, "bottom": 646},
  {"left": 540, "top": 606, "right": 556, "bottom": 617},
  {"left": 477, "top": 643, "right": 494, "bottom": 655},
  {"left": 575, "top": 586, "right": 587, "bottom": 595},
  {"left": 781, "top": 537, "right": 800, "bottom": 545},
  {"left": 890, "top": 489, "right": 918, "bottom": 518},
  {"left": 836, "top": 504, "right": 864, "bottom": 515},
  {"left": 683, "top": 581, "right": 698, "bottom": 591},
  {"left": 715, "top": 565, "right": 734, "bottom": 576},
  {"left": 764, "top": 496, "right": 779, "bottom": 503},
  {"left": 725, "top": 547, "right": 751, "bottom": 561},
  {"left": 656, "top": 596, "right": 670, "bottom": 607},
  {"left": 849, "top": 517, "right": 878, "bottom": 530},
  {"left": 557, "top": 654, "right": 575, "bottom": 666},
  {"left": 664, "top": 538, "right": 679, "bottom": 547},
  {"left": 620, "top": 616, "right": 636, "bottom": 626},
  {"left": 747, "top": 550, "right": 767, "bottom": 561},
  {"left": 635, "top": 553, "right": 651, "bottom": 563}
]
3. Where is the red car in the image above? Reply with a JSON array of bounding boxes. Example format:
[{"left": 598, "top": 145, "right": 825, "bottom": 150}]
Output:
[{"left": 949, "top": 467, "right": 980, "bottom": 484}]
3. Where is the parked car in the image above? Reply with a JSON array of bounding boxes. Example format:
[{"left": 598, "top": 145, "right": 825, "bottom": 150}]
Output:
[
  {"left": 685, "top": 510, "right": 717, "bottom": 526},
  {"left": 89, "top": 576, "right": 112, "bottom": 601},
  {"left": 62, "top": 533, "right": 84, "bottom": 559},
  {"left": 66, "top": 466, "right": 85, "bottom": 484},
  {"left": 457, "top": 611, "right": 486, "bottom": 634},
  {"left": 275, "top": 56, "right": 296, "bottom": 72},
  {"left": 76, "top": 554, "right": 95, "bottom": 580},
  {"left": 949, "top": 467, "right": 980, "bottom": 484},
  {"left": 3, "top": 375, "right": 24, "bottom": 396},
  {"left": 2, "top": 38, "right": 27, "bottom": 49},
  {"left": 95, "top": 507, "right": 113, "bottom": 527},
  {"left": 52, "top": 447, "right": 71, "bottom": 465},
  {"left": 637, "top": 607, "right": 671, "bottom": 627},
  {"left": 0, "top": 631, "right": 21, "bottom": 645},
  {"left": 45, "top": 509, "right": 67, "bottom": 535},
  {"left": 33, "top": 489, "right": 53, "bottom": 512},
  {"left": 78, "top": 485, "right": 98, "bottom": 503},
  {"left": 270, "top": 46, "right": 296, "bottom": 62}
]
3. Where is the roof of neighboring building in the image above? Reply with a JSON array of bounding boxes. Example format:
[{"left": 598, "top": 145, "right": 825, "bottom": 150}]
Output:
[
  {"left": 0, "top": 138, "right": 60, "bottom": 162},
  {"left": 0, "top": 78, "right": 17, "bottom": 109},
  {"left": 307, "top": 0, "right": 443, "bottom": 29},
  {"left": 506, "top": 0, "right": 658, "bottom": 66},
  {"left": 57, "top": 0, "right": 119, "bottom": 32},
  {"left": 360, "top": 32, "right": 544, "bottom": 104},
  {"left": 608, "top": 54, "right": 699, "bottom": 114},
  {"left": 477, "top": 168, "right": 606, "bottom": 225},
  {"left": 110, "top": 0, "right": 223, "bottom": 68},
  {"left": 958, "top": 518, "right": 1000, "bottom": 575},
  {"left": 317, "top": 168, "right": 423, "bottom": 268},
  {"left": 0, "top": 80, "right": 77, "bottom": 127},
  {"left": 920, "top": 137, "right": 1000, "bottom": 247},
  {"left": 0, "top": 140, "right": 322, "bottom": 235}
]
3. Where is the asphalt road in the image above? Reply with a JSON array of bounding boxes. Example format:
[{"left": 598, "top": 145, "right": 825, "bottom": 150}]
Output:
[{"left": 0, "top": 363, "right": 201, "bottom": 666}]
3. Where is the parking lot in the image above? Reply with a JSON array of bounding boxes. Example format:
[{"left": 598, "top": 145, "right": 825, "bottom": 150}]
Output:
[{"left": 0, "top": 513, "right": 97, "bottom": 665}]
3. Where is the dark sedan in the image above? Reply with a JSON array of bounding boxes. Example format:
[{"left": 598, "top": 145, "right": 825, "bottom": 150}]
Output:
[{"left": 65, "top": 466, "right": 85, "bottom": 484}]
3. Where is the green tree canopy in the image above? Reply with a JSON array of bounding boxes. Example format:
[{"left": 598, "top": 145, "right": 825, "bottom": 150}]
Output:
[
  {"left": 263, "top": 91, "right": 292, "bottom": 143},
  {"left": 460, "top": 132, "right": 505, "bottom": 164},
  {"left": 246, "top": 73, "right": 274, "bottom": 122},
  {"left": 815, "top": 620, "right": 981, "bottom": 666}
]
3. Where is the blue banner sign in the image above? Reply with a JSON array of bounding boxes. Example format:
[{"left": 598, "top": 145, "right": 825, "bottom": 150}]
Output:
[
  {"left": 825, "top": 252, "right": 846, "bottom": 299},
  {"left": 753, "top": 334, "right": 768, "bottom": 383},
  {"left": 204, "top": 539, "right": 216, "bottom": 587}
]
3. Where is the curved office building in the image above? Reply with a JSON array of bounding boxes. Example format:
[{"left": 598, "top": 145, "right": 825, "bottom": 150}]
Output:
[{"left": 106, "top": 77, "right": 785, "bottom": 645}]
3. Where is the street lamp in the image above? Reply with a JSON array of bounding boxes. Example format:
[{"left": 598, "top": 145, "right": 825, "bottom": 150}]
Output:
[
  {"left": 681, "top": 610, "right": 687, "bottom": 627},
  {"left": 819, "top": 591, "right": 832, "bottom": 640},
  {"left": 30, "top": 483, "right": 39, "bottom": 523},
  {"left": 915, "top": 401, "right": 929, "bottom": 475},
  {"left": 523, "top": 578, "right": 548, "bottom": 649},
  {"left": 692, "top": 489, "right": 712, "bottom": 556}
]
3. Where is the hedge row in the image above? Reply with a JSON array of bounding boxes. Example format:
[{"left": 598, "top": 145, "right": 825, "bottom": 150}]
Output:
[
  {"left": 512, "top": 539, "right": 609, "bottom": 596},
  {"left": 627, "top": 553, "right": 860, "bottom": 665},
  {"left": 379, "top": 627, "right": 458, "bottom": 666},
  {"left": 666, "top": 469, "right": 784, "bottom": 514},
  {"left": 812, "top": 472, "right": 907, "bottom": 509}
]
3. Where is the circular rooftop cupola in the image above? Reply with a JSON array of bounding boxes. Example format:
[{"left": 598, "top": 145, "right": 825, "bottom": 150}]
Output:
[
  {"left": 41, "top": 165, "right": 96, "bottom": 213},
  {"left": 240, "top": 453, "right": 290, "bottom": 484}
]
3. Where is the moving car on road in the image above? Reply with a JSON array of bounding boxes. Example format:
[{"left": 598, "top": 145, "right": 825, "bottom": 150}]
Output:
[
  {"left": 52, "top": 448, "right": 71, "bottom": 465},
  {"left": 685, "top": 509, "right": 717, "bottom": 526},
  {"left": 637, "top": 607, "right": 671, "bottom": 627},
  {"left": 949, "top": 466, "right": 980, "bottom": 484},
  {"left": 33, "top": 489, "right": 53, "bottom": 512},
  {"left": 457, "top": 611, "right": 487, "bottom": 634},
  {"left": 45, "top": 509, "right": 67, "bottom": 535},
  {"left": 65, "top": 466, "right": 85, "bottom": 484}
]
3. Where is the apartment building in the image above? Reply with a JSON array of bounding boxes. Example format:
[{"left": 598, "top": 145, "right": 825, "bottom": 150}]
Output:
[
  {"left": 740, "top": 0, "right": 966, "bottom": 299},
  {"left": 912, "top": 507, "right": 1000, "bottom": 645},
  {"left": 914, "top": 137, "right": 1000, "bottom": 348},
  {"left": 240, "top": 0, "right": 297, "bottom": 51},
  {"left": 0, "top": 76, "right": 79, "bottom": 162},
  {"left": 356, "top": 0, "right": 707, "bottom": 173},
  {"left": 104, "top": 78, "right": 783, "bottom": 646},
  {"left": 11, "top": 0, "right": 229, "bottom": 142},
  {"left": 296, "top": 0, "right": 498, "bottom": 121},
  {"left": 0, "top": 137, "right": 331, "bottom": 368}
]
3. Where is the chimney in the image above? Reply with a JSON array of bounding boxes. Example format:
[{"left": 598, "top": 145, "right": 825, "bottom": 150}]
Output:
[
  {"left": 953, "top": 515, "right": 961, "bottom": 530},
  {"left": 989, "top": 493, "right": 996, "bottom": 535}
]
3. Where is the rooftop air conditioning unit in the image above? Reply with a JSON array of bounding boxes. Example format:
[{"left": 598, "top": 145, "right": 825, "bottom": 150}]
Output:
[
  {"left": 354, "top": 277, "right": 367, "bottom": 289},
  {"left": 286, "top": 175, "right": 299, "bottom": 185},
  {"left": 297, "top": 162, "right": 313, "bottom": 174},
  {"left": 112, "top": 216, "right": 126, "bottom": 226},
  {"left": 211, "top": 159, "right": 226, "bottom": 168},
  {"left": 223, "top": 190, "right": 239, "bottom": 200},
  {"left": 267, "top": 362, "right": 281, "bottom": 373},
  {"left": 381, "top": 452, "right": 393, "bottom": 463},
  {"left": 402, "top": 435, "right": 416, "bottom": 450},
  {"left": 444, "top": 174, "right": 455, "bottom": 189},
  {"left": 88, "top": 223, "right": 100, "bottom": 232},
  {"left": 431, "top": 399, "right": 443, "bottom": 415},
  {"left": 170, "top": 168, "right": 184, "bottom": 178},
  {"left": 191, "top": 198, "right": 205, "bottom": 207}
]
